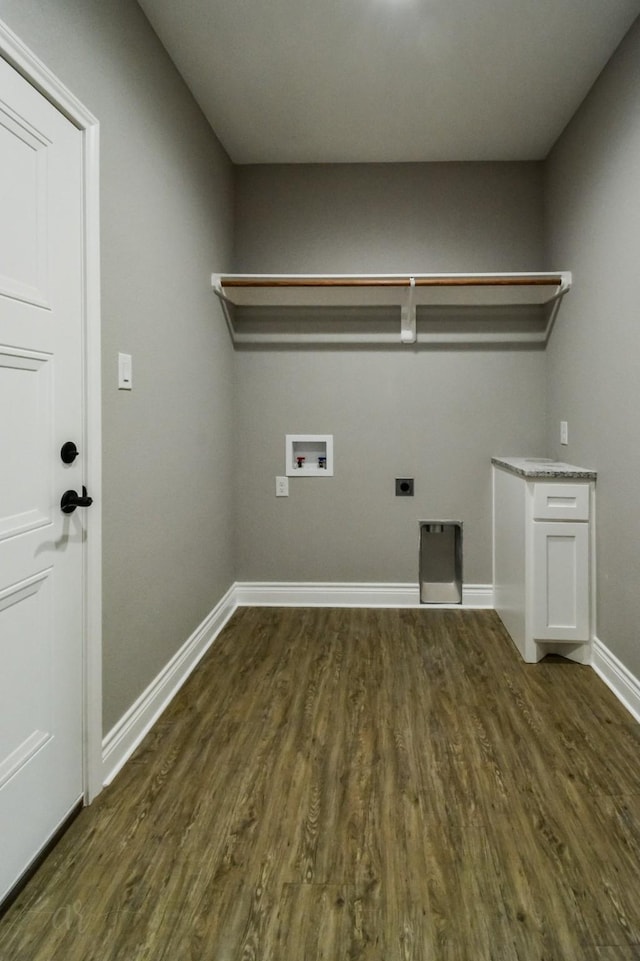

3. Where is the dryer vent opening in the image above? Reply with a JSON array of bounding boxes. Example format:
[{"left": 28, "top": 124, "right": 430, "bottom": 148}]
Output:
[{"left": 419, "top": 521, "right": 462, "bottom": 604}]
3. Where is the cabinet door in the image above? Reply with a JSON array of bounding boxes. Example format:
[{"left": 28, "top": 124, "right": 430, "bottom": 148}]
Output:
[{"left": 532, "top": 522, "right": 589, "bottom": 642}]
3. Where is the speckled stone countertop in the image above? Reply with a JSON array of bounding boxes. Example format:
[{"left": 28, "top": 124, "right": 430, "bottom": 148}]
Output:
[{"left": 492, "top": 456, "right": 597, "bottom": 480}]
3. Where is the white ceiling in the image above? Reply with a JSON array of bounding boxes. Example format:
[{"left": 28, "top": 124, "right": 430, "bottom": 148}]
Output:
[{"left": 137, "top": 0, "right": 640, "bottom": 164}]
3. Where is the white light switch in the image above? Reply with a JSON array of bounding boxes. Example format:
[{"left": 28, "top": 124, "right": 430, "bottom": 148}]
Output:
[
  {"left": 276, "top": 476, "right": 289, "bottom": 497},
  {"left": 118, "top": 352, "right": 132, "bottom": 390},
  {"left": 560, "top": 420, "right": 568, "bottom": 445}
]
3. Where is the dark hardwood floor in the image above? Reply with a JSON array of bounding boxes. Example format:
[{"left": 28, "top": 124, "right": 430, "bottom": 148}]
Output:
[{"left": 2, "top": 607, "right": 640, "bottom": 960}]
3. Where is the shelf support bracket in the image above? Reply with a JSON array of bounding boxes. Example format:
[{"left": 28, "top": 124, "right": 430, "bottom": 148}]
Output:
[
  {"left": 543, "top": 270, "right": 572, "bottom": 343},
  {"left": 211, "top": 273, "right": 237, "bottom": 343},
  {"left": 400, "top": 276, "right": 416, "bottom": 344}
]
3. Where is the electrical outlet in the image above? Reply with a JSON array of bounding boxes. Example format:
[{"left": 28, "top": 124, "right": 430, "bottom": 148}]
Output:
[
  {"left": 395, "top": 478, "right": 414, "bottom": 497},
  {"left": 276, "top": 476, "right": 289, "bottom": 497},
  {"left": 560, "top": 420, "right": 568, "bottom": 446}
]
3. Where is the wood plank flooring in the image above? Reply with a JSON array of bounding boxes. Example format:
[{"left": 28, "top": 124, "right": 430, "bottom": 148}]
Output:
[{"left": 2, "top": 607, "right": 640, "bottom": 960}]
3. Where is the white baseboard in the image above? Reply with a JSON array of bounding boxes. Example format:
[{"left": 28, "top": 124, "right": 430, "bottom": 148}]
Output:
[
  {"left": 591, "top": 635, "right": 640, "bottom": 724},
  {"left": 101, "top": 583, "right": 237, "bottom": 786},
  {"left": 234, "top": 581, "right": 494, "bottom": 609}
]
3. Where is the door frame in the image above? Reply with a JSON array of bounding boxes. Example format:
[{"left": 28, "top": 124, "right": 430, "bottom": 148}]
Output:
[{"left": 0, "top": 20, "right": 103, "bottom": 802}]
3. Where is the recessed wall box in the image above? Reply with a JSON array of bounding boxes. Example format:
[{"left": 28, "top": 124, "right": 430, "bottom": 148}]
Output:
[
  {"left": 419, "top": 521, "right": 463, "bottom": 604},
  {"left": 286, "top": 435, "right": 334, "bottom": 476}
]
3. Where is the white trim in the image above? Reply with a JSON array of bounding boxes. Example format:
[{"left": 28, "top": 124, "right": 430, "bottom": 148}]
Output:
[
  {"left": 0, "top": 21, "right": 97, "bottom": 126},
  {"left": 0, "top": 21, "right": 103, "bottom": 801},
  {"left": 102, "top": 585, "right": 237, "bottom": 787},
  {"left": 463, "top": 584, "right": 493, "bottom": 608},
  {"left": 81, "top": 121, "right": 102, "bottom": 802},
  {"left": 234, "top": 582, "right": 494, "bottom": 609},
  {"left": 591, "top": 635, "right": 640, "bottom": 725}
]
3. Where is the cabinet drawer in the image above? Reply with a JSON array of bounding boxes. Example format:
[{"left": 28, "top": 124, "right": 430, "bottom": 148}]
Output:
[{"left": 533, "top": 482, "right": 590, "bottom": 521}]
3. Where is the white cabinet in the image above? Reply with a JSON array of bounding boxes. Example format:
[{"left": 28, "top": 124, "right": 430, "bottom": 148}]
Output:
[{"left": 492, "top": 460, "right": 595, "bottom": 663}]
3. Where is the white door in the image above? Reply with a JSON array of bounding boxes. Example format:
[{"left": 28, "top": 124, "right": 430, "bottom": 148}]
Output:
[{"left": 0, "top": 55, "right": 86, "bottom": 903}]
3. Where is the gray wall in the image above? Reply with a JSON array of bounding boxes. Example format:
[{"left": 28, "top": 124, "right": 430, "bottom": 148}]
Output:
[
  {"left": 233, "top": 163, "right": 548, "bottom": 585},
  {"left": 234, "top": 163, "right": 545, "bottom": 273},
  {"left": 1, "top": 0, "right": 236, "bottom": 732},
  {"left": 545, "top": 17, "right": 640, "bottom": 677}
]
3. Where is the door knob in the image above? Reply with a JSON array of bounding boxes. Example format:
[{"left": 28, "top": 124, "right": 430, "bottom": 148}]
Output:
[
  {"left": 60, "top": 441, "right": 79, "bottom": 464},
  {"left": 61, "top": 486, "right": 93, "bottom": 514}
]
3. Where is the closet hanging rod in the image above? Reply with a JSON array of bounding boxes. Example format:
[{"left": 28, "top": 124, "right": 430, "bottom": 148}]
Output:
[{"left": 219, "top": 274, "right": 565, "bottom": 289}]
